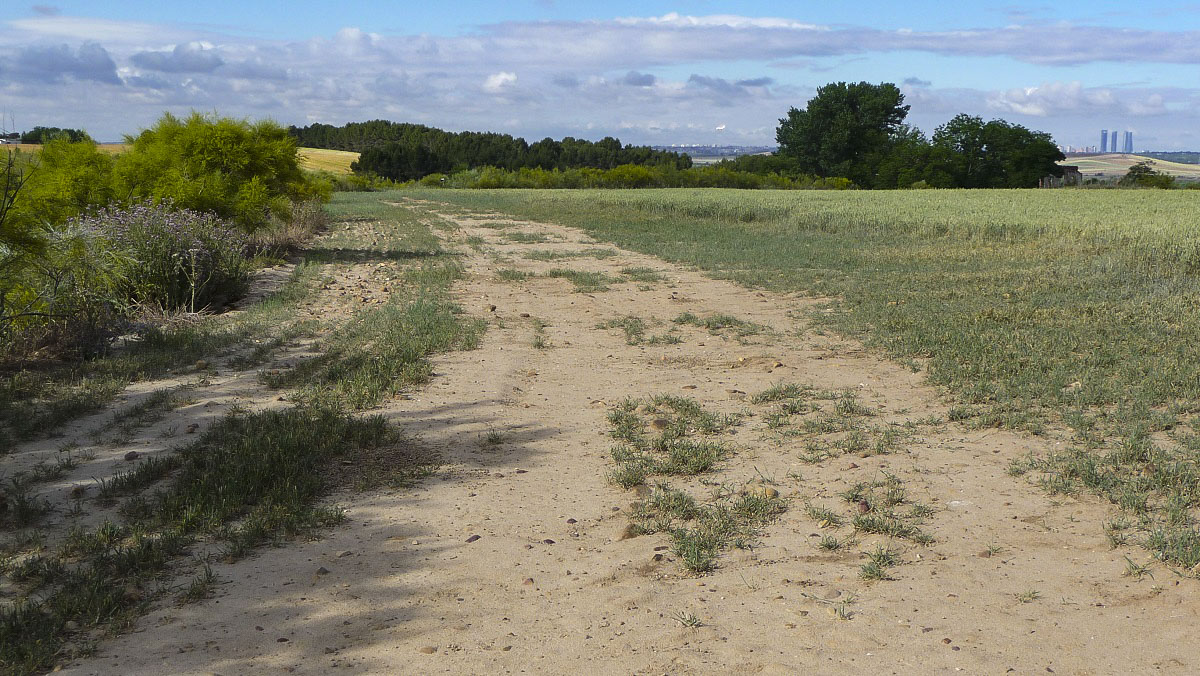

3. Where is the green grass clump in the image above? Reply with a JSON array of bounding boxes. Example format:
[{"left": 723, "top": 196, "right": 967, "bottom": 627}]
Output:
[
  {"left": 620, "top": 266, "right": 666, "bottom": 283},
  {"left": 546, "top": 268, "right": 616, "bottom": 293},
  {"left": 496, "top": 268, "right": 530, "bottom": 281},
  {"left": 598, "top": 315, "right": 647, "bottom": 345},
  {"left": 523, "top": 248, "right": 617, "bottom": 261},
  {"left": 502, "top": 232, "right": 552, "bottom": 243},
  {"left": 673, "top": 312, "right": 766, "bottom": 338},
  {"left": 605, "top": 393, "right": 778, "bottom": 573}
]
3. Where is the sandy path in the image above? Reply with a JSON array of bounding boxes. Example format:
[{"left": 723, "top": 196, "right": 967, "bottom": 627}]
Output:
[{"left": 64, "top": 200, "right": 1197, "bottom": 675}]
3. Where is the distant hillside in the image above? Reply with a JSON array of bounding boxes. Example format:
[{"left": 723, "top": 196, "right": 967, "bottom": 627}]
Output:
[
  {"left": 1060, "top": 153, "right": 1200, "bottom": 180},
  {"left": 1140, "top": 152, "right": 1200, "bottom": 165}
]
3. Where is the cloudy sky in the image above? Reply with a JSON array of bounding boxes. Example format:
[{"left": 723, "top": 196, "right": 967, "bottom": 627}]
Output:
[{"left": 2, "top": 1, "right": 1199, "bottom": 149}]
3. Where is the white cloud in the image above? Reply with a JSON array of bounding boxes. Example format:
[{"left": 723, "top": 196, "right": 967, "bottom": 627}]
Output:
[
  {"left": 615, "top": 13, "right": 827, "bottom": 31},
  {"left": 987, "top": 81, "right": 1169, "bottom": 117},
  {"left": 483, "top": 71, "right": 517, "bottom": 93}
]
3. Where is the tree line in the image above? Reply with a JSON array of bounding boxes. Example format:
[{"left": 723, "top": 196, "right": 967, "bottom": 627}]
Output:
[
  {"left": 289, "top": 120, "right": 692, "bottom": 182},
  {"left": 765, "top": 81, "right": 1065, "bottom": 189},
  {"left": 19, "top": 127, "right": 93, "bottom": 144}
]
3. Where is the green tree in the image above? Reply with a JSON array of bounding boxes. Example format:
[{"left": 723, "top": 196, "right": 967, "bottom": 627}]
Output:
[
  {"left": 930, "top": 114, "right": 1063, "bottom": 188},
  {"left": 775, "top": 81, "right": 909, "bottom": 186},
  {"left": 1119, "top": 161, "right": 1175, "bottom": 189},
  {"left": 20, "top": 126, "right": 91, "bottom": 144},
  {"left": 115, "top": 112, "right": 325, "bottom": 232}
]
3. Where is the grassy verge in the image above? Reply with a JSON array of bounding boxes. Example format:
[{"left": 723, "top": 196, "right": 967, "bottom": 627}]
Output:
[
  {"left": 266, "top": 259, "right": 484, "bottom": 409},
  {"left": 0, "top": 406, "right": 395, "bottom": 673},
  {"left": 404, "top": 188, "right": 1200, "bottom": 573},
  {"left": 0, "top": 194, "right": 482, "bottom": 673},
  {"left": 0, "top": 262, "right": 326, "bottom": 449}
]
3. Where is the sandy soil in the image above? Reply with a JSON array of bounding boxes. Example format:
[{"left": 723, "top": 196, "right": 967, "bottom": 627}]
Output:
[{"left": 40, "top": 200, "right": 1198, "bottom": 674}]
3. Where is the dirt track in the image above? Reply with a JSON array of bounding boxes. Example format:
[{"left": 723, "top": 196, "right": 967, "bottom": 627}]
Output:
[{"left": 60, "top": 200, "right": 1197, "bottom": 674}]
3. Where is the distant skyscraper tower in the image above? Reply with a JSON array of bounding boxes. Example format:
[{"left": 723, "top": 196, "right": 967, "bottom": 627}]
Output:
[
  {"left": 1101, "top": 130, "right": 1108, "bottom": 153},
  {"left": 1112, "top": 128, "right": 1119, "bottom": 152},
  {"left": 1124, "top": 131, "right": 1133, "bottom": 154}
]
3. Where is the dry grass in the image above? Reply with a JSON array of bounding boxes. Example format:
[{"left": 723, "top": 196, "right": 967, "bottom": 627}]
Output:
[{"left": 298, "top": 147, "right": 360, "bottom": 174}]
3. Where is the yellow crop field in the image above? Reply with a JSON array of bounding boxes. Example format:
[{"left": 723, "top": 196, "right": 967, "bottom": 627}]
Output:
[{"left": 297, "top": 147, "right": 359, "bottom": 174}]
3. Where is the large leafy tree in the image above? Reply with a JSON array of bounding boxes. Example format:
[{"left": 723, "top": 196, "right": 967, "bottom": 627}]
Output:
[
  {"left": 930, "top": 114, "right": 1064, "bottom": 188},
  {"left": 776, "top": 81, "right": 910, "bottom": 186}
]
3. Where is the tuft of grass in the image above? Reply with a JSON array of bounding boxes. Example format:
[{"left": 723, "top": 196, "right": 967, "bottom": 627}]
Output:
[
  {"left": 523, "top": 248, "right": 617, "bottom": 261},
  {"left": 598, "top": 316, "right": 646, "bottom": 345},
  {"left": 1015, "top": 589, "right": 1041, "bottom": 603},
  {"left": 818, "top": 534, "right": 847, "bottom": 551},
  {"left": 179, "top": 563, "right": 218, "bottom": 604},
  {"left": 860, "top": 545, "right": 900, "bottom": 581},
  {"left": 805, "top": 502, "right": 844, "bottom": 528},
  {"left": 620, "top": 267, "right": 666, "bottom": 283},
  {"left": 673, "top": 312, "right": 766, "bottom": 338},
  {"left": 546, "top": 268, "right": 616, "bottom": 293},
  {"left": 671, "top": 611, "right": 703, "bottom": 628},
  {"left": 502, "top": 231, "right": 553, "bottom": 243},
  {"left": 496, "top": 268, "right": 530, "bottom": 281}
]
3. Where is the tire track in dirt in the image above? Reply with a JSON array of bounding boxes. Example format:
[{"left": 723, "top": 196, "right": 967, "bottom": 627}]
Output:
[{"left": 64, "top": 199, "right": 1197, "bottom": 675}]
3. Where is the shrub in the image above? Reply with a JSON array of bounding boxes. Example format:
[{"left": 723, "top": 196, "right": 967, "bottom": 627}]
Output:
[
  {"left": 16, "top": 138, "right": 116, "bottom": 225},
  {"left": 114, "top": 112, "right": 328, "bottom": 232},
  {"left": 1, "top": 220, "right": 130, "bottom": 357},
  {"left": 84, "top": 202, "right": 249, "bottom": 313}
]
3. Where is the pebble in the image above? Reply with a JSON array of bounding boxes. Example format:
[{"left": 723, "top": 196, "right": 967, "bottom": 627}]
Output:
[
  {"left": 566, "top": 518, "right": 577, "bottom": 524},
  {"left": 542, "top": 539, "right": 556, "bottom": 545},
  {"left": 523, "top": 578, "right": 534, "bottom": 585},
  {"left": 337, "top": 550, "right": 353, "bottom": 558},
  {"left": 124, "top": 451, "right": 140, "bottom": 461},
  {"left": 466, "top": 535, "right": 482, "bottom": 543},
  {"left": 417, "top": 646, "right": 437, "bottom": 654},
  {"left": 315, "top": 567, "right": 330, "bottom": 575},
  {"left": 64, "top": 621, "right": 79, "bottom": 631}
]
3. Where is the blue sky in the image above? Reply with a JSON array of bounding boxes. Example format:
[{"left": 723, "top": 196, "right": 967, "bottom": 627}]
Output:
[{"left": 2, "top": 2, "right": 1199, "bottom": 149}]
